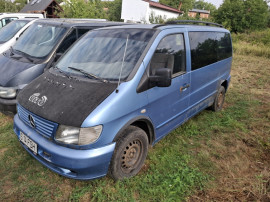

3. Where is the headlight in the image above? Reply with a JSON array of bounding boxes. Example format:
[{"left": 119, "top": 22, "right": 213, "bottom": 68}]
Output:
[
  {"left": 55, "top": 125, "right": 102, "bottom": 145},
  {"left": 0, "top": 87, "right": 17, "bottom": 98}
]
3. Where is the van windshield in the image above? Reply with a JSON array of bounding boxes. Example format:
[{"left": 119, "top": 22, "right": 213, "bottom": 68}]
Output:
[
  {"left": 13, "top": 22, "right": 67, "bottom": 58},
  {"left": 57, "top": 28, "right": 155, "bottom": 81},
  {"left": 0, "top": 20, "right": 28, "bottom": 44}
]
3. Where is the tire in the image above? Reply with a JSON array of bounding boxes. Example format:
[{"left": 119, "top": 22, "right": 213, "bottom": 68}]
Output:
[
  {"left": 109, "top": 126, "right": 149, "bottom": 180},
  {"left": 211, "top": 86, "right": 226, "bottom": 112}
]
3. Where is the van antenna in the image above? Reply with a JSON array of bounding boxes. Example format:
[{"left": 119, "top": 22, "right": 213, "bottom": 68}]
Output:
[{"left": 116, "top": 34, "right": 129, "bottom": 93}]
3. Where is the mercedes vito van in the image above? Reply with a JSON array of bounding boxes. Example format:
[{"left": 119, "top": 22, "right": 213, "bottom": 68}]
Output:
[
  {"left": 0, "top": 18, "right": 37, "bottom": 54},
  {"left": 14, "top": 21, "right": 233, "bottom": 180},
  {"left": 0, "top": 19, "right": 126, "bottom": 113}
]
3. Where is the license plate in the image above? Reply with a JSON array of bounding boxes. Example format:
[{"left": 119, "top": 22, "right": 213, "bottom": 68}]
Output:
[{"left": 20, "top": 131, "right": 37, "bottom": 154}]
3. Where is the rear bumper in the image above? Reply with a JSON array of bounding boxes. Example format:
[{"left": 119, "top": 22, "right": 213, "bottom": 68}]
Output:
[
  {"left": 0, "top": 98, "right": 16, "bottom": 114},
  {"left": 13, "top": 114, "right": 116, "bottom": 180}
]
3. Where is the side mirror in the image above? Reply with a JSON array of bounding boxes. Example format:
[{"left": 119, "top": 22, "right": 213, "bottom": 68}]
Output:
[{"left": 149, "top": 68, "right": 172, "bottom": 87}]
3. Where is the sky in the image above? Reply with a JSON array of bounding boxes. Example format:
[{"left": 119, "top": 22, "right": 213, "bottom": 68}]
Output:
[{"left": 203, "top": 0, "right": 224, "bottom": 8}]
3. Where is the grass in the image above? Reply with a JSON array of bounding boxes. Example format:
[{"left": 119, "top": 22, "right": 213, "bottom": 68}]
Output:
[
  {"left": 232, "top": 28, "right": 270, "bottom": 58},
  {"left": 1, "top": 33, "right": 270, "bottom": 201}
]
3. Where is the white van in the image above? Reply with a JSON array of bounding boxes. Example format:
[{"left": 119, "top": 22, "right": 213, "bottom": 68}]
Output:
[
  {"left": 0, "top": 18, "right": 37, "bottom": 54},
  {"left": 0, "top": 13, "right": 44, "bottom": 29}
]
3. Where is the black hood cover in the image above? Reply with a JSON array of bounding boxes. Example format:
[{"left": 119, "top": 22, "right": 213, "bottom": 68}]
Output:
[
  {"left": 17, "top": 70, "right": 117, "bottom": 127},
  {"left": 0, "top": 53, "right": 34, "bottom": 86}
]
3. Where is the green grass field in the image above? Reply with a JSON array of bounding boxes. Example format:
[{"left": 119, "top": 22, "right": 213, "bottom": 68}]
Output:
[{"left": 1, "top": 32, "right": 270, "bottom": 201}]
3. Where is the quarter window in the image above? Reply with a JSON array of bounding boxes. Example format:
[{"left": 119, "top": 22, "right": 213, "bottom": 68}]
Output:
[
  {"left": 189, "top": 32, "right": 232, "bottom": 70},
  {"left": 150, "top": 34, "right": 186, "bottom": 76}
]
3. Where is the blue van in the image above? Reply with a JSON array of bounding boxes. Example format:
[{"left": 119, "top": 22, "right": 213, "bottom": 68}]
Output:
[{"left": 13, "top": 21, "right": 232, "bottom": 180}]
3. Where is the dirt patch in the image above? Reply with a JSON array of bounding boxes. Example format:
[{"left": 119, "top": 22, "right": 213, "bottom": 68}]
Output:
[{"left": 0, "top": 148, "right": 8, "bottom": 155}]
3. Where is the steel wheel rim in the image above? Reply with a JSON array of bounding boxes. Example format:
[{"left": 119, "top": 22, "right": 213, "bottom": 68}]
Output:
[{"left": 121, "top": 139, "right": 143, "bottom": 173}]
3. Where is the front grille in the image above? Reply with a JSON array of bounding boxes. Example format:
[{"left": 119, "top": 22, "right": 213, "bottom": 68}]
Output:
[{"left": 17, "top": 104, "right": 58, "bottom": 139}]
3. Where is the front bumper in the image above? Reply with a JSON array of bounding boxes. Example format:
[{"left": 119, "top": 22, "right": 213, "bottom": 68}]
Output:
[
  {"left": 13, "top": 114, "right": 116, "bottom": 180},
  {"left": 0, "top": 97, "right": 16, "bottom": 114}
]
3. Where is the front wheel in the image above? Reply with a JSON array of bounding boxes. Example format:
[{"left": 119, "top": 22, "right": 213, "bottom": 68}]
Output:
[
  {"left": 109, "top": 126, "right": 149, "bottom": 180},
  {"left": 211, "top": 85, "right": 226, "bottom": 112}
]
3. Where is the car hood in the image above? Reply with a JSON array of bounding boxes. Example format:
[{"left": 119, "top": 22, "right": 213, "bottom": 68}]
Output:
[
  {"left": 17, "top": 70, "right": 117, "bottom": 127},
  {"left": 0, "top": 53, "right": 34, "bottom": 86}
]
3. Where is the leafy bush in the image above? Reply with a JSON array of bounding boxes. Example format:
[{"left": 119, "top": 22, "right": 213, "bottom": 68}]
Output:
[{"left": 214, "top": 0, "right": 269, "bottom": 33}]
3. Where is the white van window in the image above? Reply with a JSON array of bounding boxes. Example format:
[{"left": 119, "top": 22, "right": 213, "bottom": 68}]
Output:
[
  {"left": 0, "top": 20, "right": 28, "bottom": 44},
  {"left": 1, "top": 17, "right": 18, "bottom": 27}
]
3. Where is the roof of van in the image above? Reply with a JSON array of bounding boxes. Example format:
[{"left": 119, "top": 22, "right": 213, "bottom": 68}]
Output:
[
  {"left": 33, "top": 18, "right": 129, "bottom": 27},
  {"left": 96, "top": 23, "right": 229, "bottom": 32}
]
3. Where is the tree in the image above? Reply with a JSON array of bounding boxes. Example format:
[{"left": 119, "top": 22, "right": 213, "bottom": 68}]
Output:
[
  {"left": 193, "top": 0, "right": 216, "bottom": 12},
  {"left": 214, "top": 0, "right": 269, "bottom": 33},
  {"left": 59, "top": 0, "right": 106, "bottom": 19},
  {"left": 244, "top": 0, "right": 269, "bottom": 31},
  {"left": 160, "top": 0, "right": 195, "bottom": 16},
  {"left": 214, "top": 0, "right": 246, "bottom": 33},
  {"left": 106, "top": 0, "right": 122, "bottom": 21},
  {"left": 0, "top": 0, "right": 18, "bottom": 12}
]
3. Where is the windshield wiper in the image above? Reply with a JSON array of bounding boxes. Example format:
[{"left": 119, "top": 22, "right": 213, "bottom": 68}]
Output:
[
  {"left": 54, "top": 66, "right": 73, "bottom": 79},
  {"left": 12, "top": 49, "right": 34, "bottom": 63},
  {"left": 68, "top": 66, "right": 109, "bottom": 83}
]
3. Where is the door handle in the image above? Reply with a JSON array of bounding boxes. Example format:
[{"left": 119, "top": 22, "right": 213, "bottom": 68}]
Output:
[{"left": 180, "top": 84, "right": 190, "bottom": 92}]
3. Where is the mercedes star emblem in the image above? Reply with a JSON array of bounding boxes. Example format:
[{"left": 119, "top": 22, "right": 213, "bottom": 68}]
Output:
[{"left": 28, "top": 115, "right": 36, "bottom": 128}]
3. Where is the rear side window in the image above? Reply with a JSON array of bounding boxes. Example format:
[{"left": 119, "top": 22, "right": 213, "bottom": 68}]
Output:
[
  {"left": 57, "top": 29, "right": 90, "bottom": 54},
  {"left": 189, "top": 32, "right": 232, "bottom": 70},
  {"left": 150, "top": 34, "right": 186, "bottom": 76}
]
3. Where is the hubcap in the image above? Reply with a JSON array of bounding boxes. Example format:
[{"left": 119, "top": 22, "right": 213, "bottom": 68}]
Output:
[{"left": 121, "top": 139, "right": 142, "bottom": 173}]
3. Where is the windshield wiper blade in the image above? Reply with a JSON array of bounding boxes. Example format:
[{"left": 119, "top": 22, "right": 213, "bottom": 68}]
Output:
[
  {"left": 54, "top": 66, "right": 72, "bottom": 79},
  {"left": 12, "top": 49, "right": 34, "bottom": 63},
  {"left": 68, "top": 66, "right": 109, "bottom": 83}
]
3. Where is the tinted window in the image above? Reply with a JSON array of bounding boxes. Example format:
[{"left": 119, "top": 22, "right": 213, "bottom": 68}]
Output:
[
  {"left": 189, "top": 32, "right": 232, "bottom": 70},
  {"left": 150, "top": 34, "right": 186, "bottom": 76},
  {"left": 57, "top": 29, "right": 90, "bottom": 54},
  {"left": 57, "top": 29, "right": 77, "bottom": 54}
]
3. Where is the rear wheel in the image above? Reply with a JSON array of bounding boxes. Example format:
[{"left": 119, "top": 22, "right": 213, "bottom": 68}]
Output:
[
  {"left": 109, "top": 126, "right": 148, "bottom": 180},
  {"left": 211, "top": 86, "right": 226, "bottom": 112}
]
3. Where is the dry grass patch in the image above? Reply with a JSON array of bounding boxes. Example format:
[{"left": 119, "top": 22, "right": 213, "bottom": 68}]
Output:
[{"left": 189, "top": 54, "right": 270, "bottom": 201}]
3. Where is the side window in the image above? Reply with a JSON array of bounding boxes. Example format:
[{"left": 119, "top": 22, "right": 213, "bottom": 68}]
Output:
[
  {"left": 2, "top": 17, "right": 18, "bottom": 27},
  {"left": 56, "top": 29, "right": 90, "bottom": 54},
  {"left": 150, "top": 34, "right": 186, "bottom": 77},
  {"left": 217, "top": 33, "right": 232, "bottom": 60},
  {"left": 77, "top": 29, "right": 90, "bottom": 38},
  {"left": 57, "top": 29, "right": 77, "bottom": 54},
  {"left": 189, "top": 32, "right": 232, "bottom": 71}
]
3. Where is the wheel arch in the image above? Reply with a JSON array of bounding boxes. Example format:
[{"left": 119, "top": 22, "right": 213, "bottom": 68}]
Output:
[
  {"left": 221, "top": 80, "right": 228, "bottom": 92},
  {"left": 113, "top": 116, "right": 155, "bottom": 145}
]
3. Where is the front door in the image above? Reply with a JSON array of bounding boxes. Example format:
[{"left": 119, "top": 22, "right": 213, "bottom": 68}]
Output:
[{"left": 146, "top": 33, "right": 190, "bottom": 141}]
